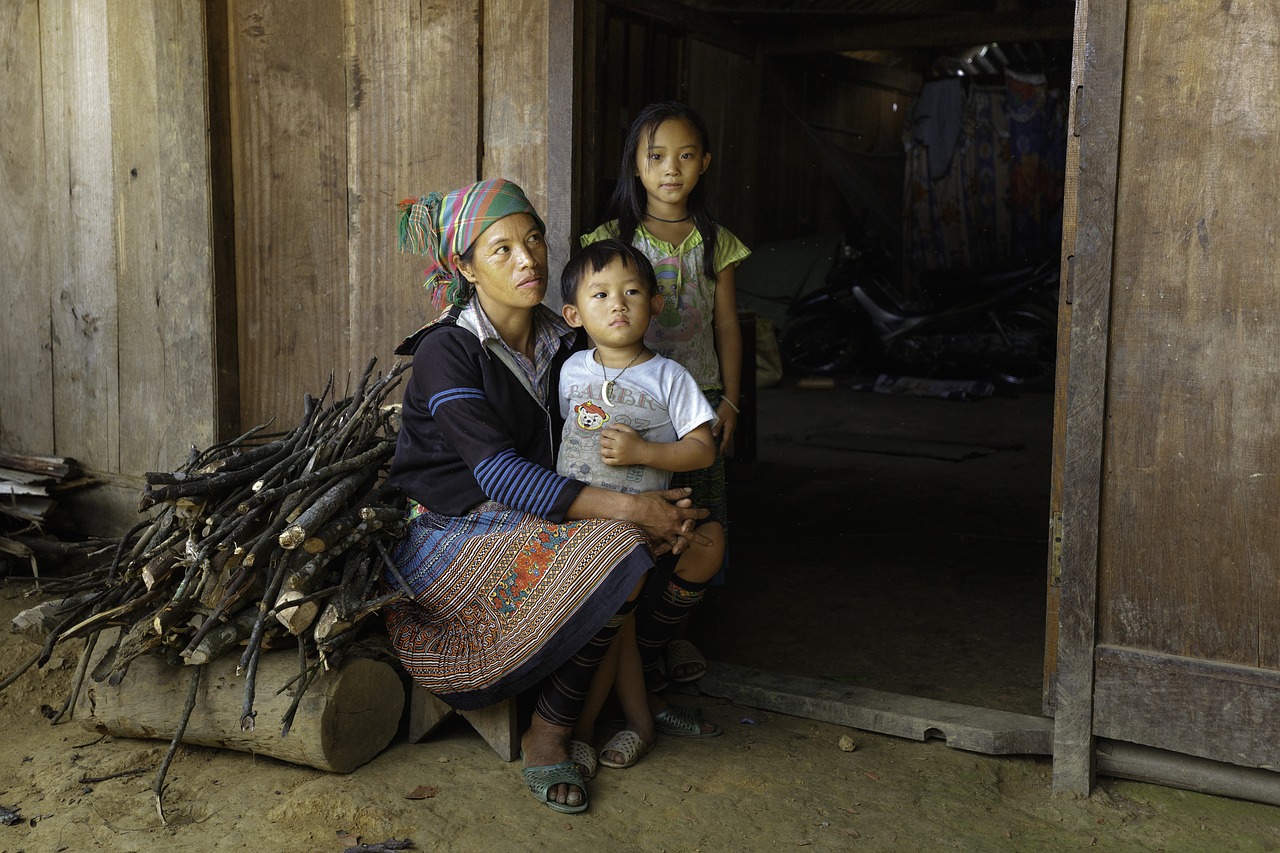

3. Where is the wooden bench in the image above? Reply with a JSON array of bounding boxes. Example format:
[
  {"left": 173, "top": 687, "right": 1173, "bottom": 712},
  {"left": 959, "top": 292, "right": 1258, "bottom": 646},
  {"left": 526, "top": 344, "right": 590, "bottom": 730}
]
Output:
[{"left": 407, "top": 685, "right": 519, "bottom": 762}]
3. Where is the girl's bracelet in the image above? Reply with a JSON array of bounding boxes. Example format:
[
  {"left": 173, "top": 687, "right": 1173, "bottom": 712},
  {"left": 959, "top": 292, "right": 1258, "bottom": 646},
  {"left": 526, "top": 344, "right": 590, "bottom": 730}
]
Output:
[{"left": 721, "top": 397, "right": 740, "bottom": 414}]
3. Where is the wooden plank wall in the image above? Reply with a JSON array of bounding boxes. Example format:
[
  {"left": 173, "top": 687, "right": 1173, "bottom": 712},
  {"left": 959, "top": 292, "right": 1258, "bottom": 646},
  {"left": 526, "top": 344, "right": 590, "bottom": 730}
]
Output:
[
  {"left": 1057, "top": 0, "right": 1280, "bottom": 791},
  {"left": 1095, "top": 0, "right": 1280, "bottom": 655},
  {"left": 227, "top": 0, "right": 563, "bottom": 430},
  {"left": 0, "top": 0, "right": 216, "bottom": 476},
  {"left": 3, "top": 0, "right": 567, "bottom": 504},
  {"left": 1098, "top": 0, "right": 1280, "bottom": 662},
  {"left": 1, "top": 0, "right": 54, "bottom": 454}
]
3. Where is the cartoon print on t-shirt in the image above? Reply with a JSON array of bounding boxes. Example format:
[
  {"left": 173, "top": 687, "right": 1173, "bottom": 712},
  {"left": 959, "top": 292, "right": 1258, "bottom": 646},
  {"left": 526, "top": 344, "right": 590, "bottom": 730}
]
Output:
[
  {"left": 652, "top": 257, "right": 684, "bottom": 328},
  {"left": 573, "top": 400, "right": 610, "bottom": 431}
]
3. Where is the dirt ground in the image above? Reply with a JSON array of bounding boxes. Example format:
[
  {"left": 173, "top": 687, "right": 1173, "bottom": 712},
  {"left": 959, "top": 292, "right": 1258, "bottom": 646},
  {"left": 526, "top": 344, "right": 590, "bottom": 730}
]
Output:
[{"left": 3, "top": 385, "right": 1280, "bottom": 852}]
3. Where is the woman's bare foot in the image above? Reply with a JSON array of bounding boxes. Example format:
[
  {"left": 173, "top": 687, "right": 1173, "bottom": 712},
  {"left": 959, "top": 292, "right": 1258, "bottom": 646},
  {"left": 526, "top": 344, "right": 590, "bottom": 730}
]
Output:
[{"left": 522, "top": 715, "right": 585, "bottom": 808}]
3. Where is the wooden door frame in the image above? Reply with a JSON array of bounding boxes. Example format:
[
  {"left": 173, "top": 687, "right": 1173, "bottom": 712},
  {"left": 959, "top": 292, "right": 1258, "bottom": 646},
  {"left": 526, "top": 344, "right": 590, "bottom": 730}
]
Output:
[
  {"left": 1050, "top": 0, "right": 1127, "bottom": 795},
  {"left": 547, "top": 0, "right": 579, "bottom": 300}
]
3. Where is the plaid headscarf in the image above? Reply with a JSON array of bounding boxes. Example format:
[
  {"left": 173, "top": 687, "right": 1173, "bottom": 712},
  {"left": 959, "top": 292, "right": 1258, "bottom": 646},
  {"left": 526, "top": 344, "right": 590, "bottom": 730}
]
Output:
[{"left": 396, "top": 179, "right": 546, "bottom": 310}]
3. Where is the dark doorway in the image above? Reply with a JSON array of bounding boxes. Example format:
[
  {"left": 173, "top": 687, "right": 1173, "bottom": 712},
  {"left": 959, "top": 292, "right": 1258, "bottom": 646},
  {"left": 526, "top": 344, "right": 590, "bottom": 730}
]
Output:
[{"left": 577, "top": 1, "right": 1073, "bottom": 717}]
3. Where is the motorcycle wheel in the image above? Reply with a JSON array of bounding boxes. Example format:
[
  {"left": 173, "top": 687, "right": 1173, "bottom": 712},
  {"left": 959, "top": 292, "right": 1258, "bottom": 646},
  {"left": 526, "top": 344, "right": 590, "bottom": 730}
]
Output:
[
  {"left": 779, "top": 313, "right": 862, "bottom": 376},
  {"left": 986, "top": 302, "right": 1058, "bottom": 392}
]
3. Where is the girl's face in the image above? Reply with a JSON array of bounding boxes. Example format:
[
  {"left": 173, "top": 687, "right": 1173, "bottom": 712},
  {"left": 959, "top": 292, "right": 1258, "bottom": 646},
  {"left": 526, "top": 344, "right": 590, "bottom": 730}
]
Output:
[
  {"left": 457, "top": 213, "right": 548, "bottom": 319},
  {"left": 633, "top": 118, "right": 710, "bottom": 209}
]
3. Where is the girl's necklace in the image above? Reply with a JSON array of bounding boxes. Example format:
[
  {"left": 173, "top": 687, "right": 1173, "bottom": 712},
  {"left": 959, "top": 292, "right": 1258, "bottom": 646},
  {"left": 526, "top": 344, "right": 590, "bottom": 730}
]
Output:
[
  {"left": 644, "top": 212, "right": 691, "bottom": 223},
  {"left": 597, "top": 350, "right": 644, "bottom": 407}
]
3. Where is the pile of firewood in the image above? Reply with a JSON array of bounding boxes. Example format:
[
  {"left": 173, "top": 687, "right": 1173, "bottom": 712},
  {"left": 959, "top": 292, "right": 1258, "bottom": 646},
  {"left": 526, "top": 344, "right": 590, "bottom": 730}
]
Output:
[
  {"left": 4, "top": 357, "right": 412, "bottom": 738},
  {"left": 0, "top": 451, "right": 114, "bottom": 575}
]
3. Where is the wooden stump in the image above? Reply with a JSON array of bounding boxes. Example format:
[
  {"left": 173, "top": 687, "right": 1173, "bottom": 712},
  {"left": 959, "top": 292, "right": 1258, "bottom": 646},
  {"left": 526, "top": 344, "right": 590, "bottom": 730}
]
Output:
[{"left": 76, "top": 646, "right": 404, "bottom": 773}]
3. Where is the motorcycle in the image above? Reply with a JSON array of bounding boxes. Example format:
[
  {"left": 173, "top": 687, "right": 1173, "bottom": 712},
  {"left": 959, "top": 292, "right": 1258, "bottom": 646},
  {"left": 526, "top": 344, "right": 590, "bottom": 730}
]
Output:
[{"left": 779, "top": 229, "right": 1060, "bottom": 391}]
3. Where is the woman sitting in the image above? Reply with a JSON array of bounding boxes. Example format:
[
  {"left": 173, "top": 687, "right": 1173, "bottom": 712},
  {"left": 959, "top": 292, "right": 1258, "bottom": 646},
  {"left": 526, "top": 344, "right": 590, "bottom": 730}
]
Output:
[{"left": 384, "top": 179, "right": 705, "bottom": 814}]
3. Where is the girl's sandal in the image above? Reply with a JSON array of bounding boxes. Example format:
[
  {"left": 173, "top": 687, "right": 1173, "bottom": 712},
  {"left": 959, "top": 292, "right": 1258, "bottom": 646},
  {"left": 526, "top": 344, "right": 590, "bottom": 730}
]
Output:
[
  {"left": 653, "top": 705, "right": 722, "bottom": 739},
  {"left": 598, "top": 730, "right": 652, "bottom": 769},
  {"left": 666, "top": 639, "right": 708, "bottom": 683},
  {"left": 568, "top": 739, "right": 598, "bottom": 781},
  {"left": 645, "top": 659, "right": 670, "bottom": 693}
]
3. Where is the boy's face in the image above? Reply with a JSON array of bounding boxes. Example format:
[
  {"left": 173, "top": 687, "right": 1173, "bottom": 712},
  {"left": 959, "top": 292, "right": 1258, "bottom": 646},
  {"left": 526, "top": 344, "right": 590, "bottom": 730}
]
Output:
[{"left": 561, "top": 257, "right": 662, "bottom": 348}]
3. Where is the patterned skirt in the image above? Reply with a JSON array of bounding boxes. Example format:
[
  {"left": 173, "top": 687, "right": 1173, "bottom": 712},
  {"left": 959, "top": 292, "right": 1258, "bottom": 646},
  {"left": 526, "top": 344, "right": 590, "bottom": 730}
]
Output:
[{"left": 383, "top": 501, "right": 652, "bottom": 710}]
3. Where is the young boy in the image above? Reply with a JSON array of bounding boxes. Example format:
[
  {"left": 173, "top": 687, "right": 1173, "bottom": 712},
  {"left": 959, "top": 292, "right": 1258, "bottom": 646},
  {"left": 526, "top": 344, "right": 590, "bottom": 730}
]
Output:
[{"left": 557, "top": 239, "right": 724, "bottom": 772}]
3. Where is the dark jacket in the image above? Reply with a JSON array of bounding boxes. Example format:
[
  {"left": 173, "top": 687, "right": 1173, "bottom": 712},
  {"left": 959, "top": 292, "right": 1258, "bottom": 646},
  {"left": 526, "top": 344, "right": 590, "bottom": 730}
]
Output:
[{"left": 389, "top": 305, "right": 585, "bottom": 520}]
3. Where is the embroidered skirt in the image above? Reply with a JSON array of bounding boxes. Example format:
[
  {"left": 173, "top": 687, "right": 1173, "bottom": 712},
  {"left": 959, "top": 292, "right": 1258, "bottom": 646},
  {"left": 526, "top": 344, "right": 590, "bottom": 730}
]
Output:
[{"left": 383, "top": 502, "right": 652, "bottom": 710}]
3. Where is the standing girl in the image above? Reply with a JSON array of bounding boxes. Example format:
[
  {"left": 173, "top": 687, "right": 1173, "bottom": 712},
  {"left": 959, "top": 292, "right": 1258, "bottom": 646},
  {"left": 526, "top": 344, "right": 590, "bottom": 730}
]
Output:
[{"left": 582, "top": 100, "right": 750, "bottom": 690}]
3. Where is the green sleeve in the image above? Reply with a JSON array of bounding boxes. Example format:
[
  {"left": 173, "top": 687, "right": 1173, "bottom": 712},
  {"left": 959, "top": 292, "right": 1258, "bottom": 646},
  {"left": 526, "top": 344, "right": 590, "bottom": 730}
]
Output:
[
  {"left": 712, "top": 225, "right": 751, "bottom": 273},
  {"left": 580, "top": 220, "right": 620, "bottom": 248}
]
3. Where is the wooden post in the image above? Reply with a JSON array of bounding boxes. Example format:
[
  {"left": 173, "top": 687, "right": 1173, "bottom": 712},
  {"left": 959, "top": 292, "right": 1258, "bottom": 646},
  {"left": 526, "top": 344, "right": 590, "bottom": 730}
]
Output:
[{"left": 1051, "top": 0, "right": 1127, "bottom": 796}]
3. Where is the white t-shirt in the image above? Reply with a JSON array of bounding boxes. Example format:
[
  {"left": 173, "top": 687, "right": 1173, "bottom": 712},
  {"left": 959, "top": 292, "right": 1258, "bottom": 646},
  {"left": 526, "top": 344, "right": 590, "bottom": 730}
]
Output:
[{"left": 557, "top": 349, "right": 716, "bottom": 494}]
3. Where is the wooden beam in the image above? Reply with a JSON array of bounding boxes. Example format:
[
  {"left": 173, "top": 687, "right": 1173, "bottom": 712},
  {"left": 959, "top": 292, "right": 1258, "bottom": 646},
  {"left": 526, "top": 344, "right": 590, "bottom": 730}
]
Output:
[
  {"left": 1051, "top": 0, "right": 1126, "bottom": 797},
  {"left": 815, "top": 52, "right": 923, "bottom": 95},
  {"left": 700, "top": 662, "right": 1054, "bottom": 756},
  {"left": 1042, "top": 0, "right": 1090, "bottom": 720},
  {"left": 1097, "top": 740, "right": 1280, "bottom": 808},
  {"left": 602, "top": 0, "right": 758, "bottom": 58},
  {"left": 544, "top": 0, "right": 578, "bottom": 308},
  {"left": 765, "top": 9, "right": 1076, "bottom": 54},
  {"left": 1093, "top": 647, "right": 1280, "bottom": 770},
  {"left": 205, "top": 0, "right": 242, "bottom": 443}
]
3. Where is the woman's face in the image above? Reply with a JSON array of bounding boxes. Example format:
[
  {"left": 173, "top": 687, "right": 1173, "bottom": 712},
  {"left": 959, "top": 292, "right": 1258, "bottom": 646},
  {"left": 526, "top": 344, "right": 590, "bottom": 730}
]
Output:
[{"left": 458, "top": 213, "right": 548, "bottom": 318}]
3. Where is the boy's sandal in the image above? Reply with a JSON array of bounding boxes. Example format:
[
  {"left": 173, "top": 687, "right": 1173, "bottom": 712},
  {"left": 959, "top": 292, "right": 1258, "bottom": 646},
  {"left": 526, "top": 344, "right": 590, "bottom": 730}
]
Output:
[
  {"left": 645, "top": 660, "right": 670, "bottom": 693},
  {"left": 653, "top": 705, "right": 722, "bottom": 739},
  {"left": 666, "top": 639, "right": 708, "bottom": 683},
  {"left": 520, "top": 760, "right": 589, "bottom": 814},
  {"left": 598, "top": 730, "right": 652, "bottom": 770},
  {"left": 567, "top": 739, "right": 598, "bottom": 781}
]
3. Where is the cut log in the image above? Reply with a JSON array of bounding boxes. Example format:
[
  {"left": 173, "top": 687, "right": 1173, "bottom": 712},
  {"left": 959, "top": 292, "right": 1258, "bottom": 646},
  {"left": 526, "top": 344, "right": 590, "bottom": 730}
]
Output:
[
  {"left": 0, "top": 451, "right": 83, "bottom": 480},
  {"left": 183, "top": 607, "right": 261, "bottom": 665},
  {"left": 77, "top": 642, "right": 403, "bottom": 773}
]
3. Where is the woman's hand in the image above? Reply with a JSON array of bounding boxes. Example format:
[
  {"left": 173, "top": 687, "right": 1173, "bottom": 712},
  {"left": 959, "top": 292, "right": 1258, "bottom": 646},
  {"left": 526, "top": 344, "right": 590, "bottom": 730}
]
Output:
[
  {"left": 713, "top": 401, "right": 738, "bottom": 455},
  {"left": 634, "top": 488, "right": 710, "bottom": 555},
  {"left": 566, "top": 486, "right": 709, "bottom": 554}
]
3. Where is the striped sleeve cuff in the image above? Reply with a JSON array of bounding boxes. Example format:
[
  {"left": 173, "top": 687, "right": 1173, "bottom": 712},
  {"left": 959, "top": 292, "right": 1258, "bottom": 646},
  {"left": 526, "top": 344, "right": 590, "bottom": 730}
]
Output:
[{"left": 474, "top": 448, "right": 571, "bottom": 519}]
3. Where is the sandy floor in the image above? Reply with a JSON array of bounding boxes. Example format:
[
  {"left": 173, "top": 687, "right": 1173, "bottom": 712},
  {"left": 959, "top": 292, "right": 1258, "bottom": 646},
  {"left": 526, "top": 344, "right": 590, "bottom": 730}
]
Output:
[
  {"left": 3, "top": 386, "right": 1279, "bottom": 851},
  {"left": 3, "top": 584, "right": 1280, "bottom": 853}
]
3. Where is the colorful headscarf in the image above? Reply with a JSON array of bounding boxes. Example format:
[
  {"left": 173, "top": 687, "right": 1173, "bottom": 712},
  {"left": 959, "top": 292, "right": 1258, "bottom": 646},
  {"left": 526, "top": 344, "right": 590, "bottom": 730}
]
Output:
[{"left": 396, "top": 179, "right": 546, "bottom": 310}]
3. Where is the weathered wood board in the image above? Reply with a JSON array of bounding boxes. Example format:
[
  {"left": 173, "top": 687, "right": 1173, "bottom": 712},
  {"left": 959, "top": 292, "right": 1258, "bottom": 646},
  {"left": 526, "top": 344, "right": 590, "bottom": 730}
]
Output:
[{"left": 700, "top": 662, "right": 1054, "bottom": 756}]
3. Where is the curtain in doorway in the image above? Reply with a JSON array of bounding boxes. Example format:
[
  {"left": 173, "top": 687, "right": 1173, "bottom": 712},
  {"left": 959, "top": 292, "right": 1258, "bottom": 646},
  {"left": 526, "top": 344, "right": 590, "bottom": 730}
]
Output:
[{"left": 904, "top": 69, "right": 1066, "bottom": 278}]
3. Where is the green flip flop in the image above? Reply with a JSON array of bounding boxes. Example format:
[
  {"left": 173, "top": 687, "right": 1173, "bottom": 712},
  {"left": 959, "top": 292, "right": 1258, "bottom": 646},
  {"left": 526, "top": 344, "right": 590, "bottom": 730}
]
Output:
[
  {"left": 520, "top": 760, "right": 589, "bottom": 814},
  {"left": 653, "top": 705, "right": 722, "bottom": 739}
]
